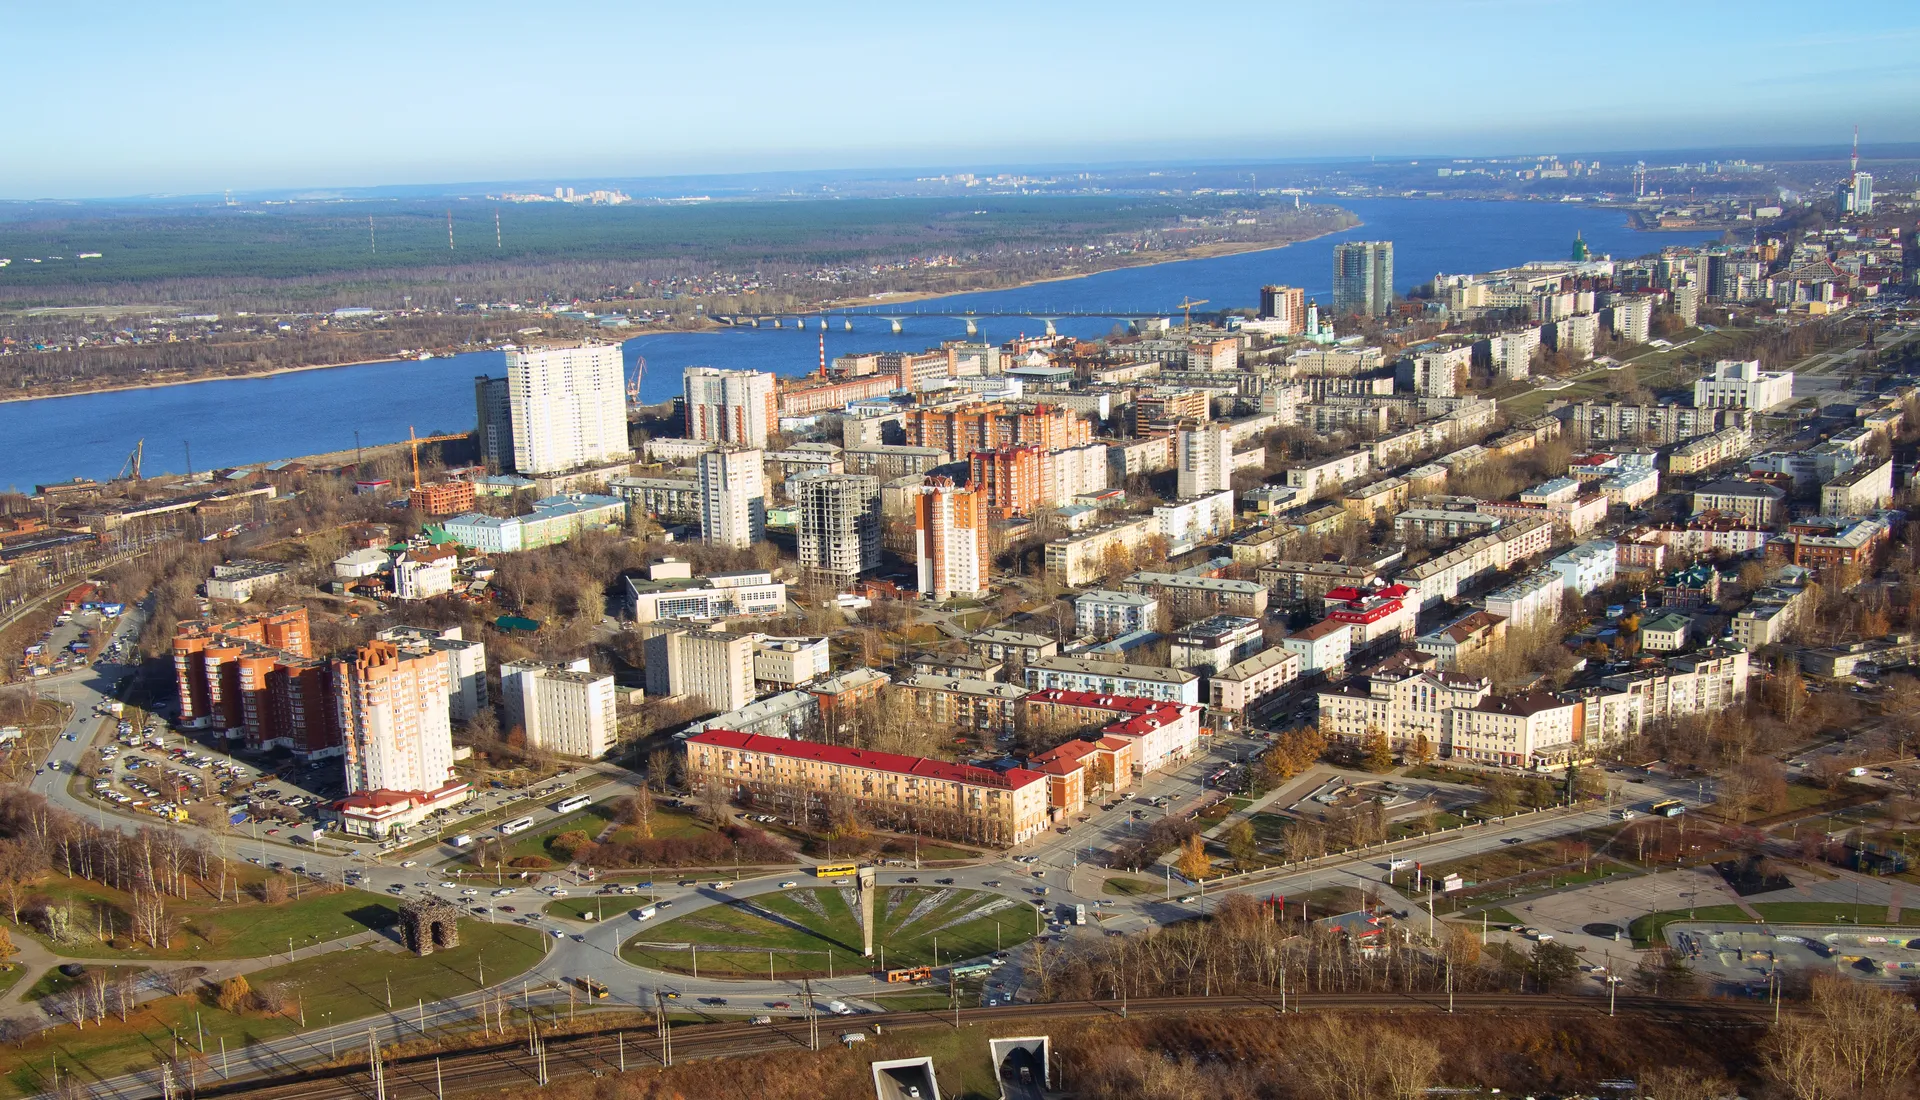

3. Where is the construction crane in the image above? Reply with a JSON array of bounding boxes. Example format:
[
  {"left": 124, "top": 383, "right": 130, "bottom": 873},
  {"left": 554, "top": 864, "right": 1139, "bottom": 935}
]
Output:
[
  {"left": 117, "top": 439, "right": 144, "bottom": 482},
  {"left": 408, "top": 426, "right": 470, "bottom": 491},
  {"left": 1176, "top": 296, "right": 1210, "bottom": 329}
]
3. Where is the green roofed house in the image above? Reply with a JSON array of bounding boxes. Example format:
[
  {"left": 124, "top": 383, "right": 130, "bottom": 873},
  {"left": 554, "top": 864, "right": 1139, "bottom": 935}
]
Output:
[{"left": 1639, "top": 612, "right": 1693, "bottom": 653}]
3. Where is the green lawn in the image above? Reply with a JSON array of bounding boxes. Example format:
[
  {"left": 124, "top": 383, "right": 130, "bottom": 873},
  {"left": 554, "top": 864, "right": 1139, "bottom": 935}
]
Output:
[
  {"left": 503, "top": 802, "right": 620, "bottom": 860},
  {"left": 23, "top": 964, "right": 149, "bottom": 1003},
  {"left": 1101, "top": 876, "right": 1161, "bottom": 898},
  {"left": 13, "top": 880, "right": 388, "bottom": 961},
  {"left": 1388, "top": 812, "right": 1471, "bottom": 840},
  {"left": 2, "top": 918, "right": 544, "bottom": 1099},
  {"left": 0, "top": 964, "right": 25, "bottom": 1000},
  {"left": 622, "top": 887, "right": 1033, "bottom": 979},
  {"left": 1629, "top": 905, "right": 1755, "bottom": 947},
  {"left": 1751, "top": 903, "right": 1920, "bottom": 926},
  {"left": 1465, "top": 907, "right": 1521, "bottom": 926}
]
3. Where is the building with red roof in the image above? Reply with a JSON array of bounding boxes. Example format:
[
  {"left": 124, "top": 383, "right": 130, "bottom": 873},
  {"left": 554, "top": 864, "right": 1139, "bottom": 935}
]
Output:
[
  {"left": 683, "top": 729, "right": 1049, "bottom": 847},
  {"left": 1020, "top": 689, "right": 1202, "bottom": 777}
]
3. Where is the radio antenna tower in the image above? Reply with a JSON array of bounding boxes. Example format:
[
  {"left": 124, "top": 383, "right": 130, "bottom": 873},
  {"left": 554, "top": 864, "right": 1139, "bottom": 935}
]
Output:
[
  {"left": 495, "top": 209, "right": 502, "bottom": 249},
  {"left": 368, "top": 216, "right": 376, "bottom": 254},
  {"left": 447, "top": 210, "right": 455, "bottom": 250}
]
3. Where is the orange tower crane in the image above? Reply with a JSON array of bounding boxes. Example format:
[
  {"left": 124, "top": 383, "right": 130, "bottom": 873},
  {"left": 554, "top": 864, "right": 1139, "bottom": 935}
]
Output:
[{"left": 408, "top": 426, "right": 471, "bottom": 491}]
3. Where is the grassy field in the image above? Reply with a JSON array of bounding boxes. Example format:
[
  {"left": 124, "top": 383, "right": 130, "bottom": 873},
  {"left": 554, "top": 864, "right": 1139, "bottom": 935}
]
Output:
[
  {"left": 0, "top": 963, "right": 25, "bottom": 1000},
  {"left": 1101, "top": 876, "right": 1160, "bottom": 898},
  {"left": 12, "top": 879, "right": 387, "bottom": 961},
  {"left": 1629, "top": 905, "right": 1755, "bottom": 947},
  {"left": 621, "top": 887, "right": 1033, "bottom": 979},
  {"left": 1750, "top": 903, "right": 1920, "bottom": 926},
  {"left": 23, "top": 964, "right": 149, "bottom": 1004},
  {"left": 0, "top": 918, "right": 543, "bottom": 1099}
]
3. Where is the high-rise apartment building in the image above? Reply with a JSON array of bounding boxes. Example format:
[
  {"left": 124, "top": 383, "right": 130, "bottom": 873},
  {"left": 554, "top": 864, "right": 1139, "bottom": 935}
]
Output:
[
  {"left": 336, "top": 639, "right": 455, "bottom": 797},
  {"left": 683, "top": 367, "right": 776, "bottom": 449},
  {"left": 698, "top": 446, "right": 765, "bottom": 549},
  {"left": 912, "top": 477, "right": 988, "bottom": 600},
  {"left": 173, "top": 607, "right": 341, "bottom": 759},
  {"left": 501, "top": 657, "right": 616, "bottom": 759},
  {"left": 375, "top": 624, "right": 489, "bottom": 723},
  {"left": 1176, "top": 424, "right": 1234, "bottom": 499},
  {"left": 1332, "top": 240, "right": 1394, "bottom": 318},
  {"left": 643, "top": 626, "right": 756, "bottom": 715},
  {"left": 902, "top": 402, "right": 1090, "bottom": 456},
  {"left": 796, "top": 473, "right": 881, "bottom": 582},
  {"left": 1258, "top": 285, "right": 1307, "bottom": 334},
  {"left": 969, "top": 445, "right": 1046, "bottom": 517},
  {"left": 473, "top": 375, "right": 515, "bottom": 472},
  {"left": 504, "top": 342, "right": 631, "bottom": 476}
]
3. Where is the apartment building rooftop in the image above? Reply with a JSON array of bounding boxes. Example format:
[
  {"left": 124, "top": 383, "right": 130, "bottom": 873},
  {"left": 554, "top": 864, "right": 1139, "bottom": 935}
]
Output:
[{"left": 685, "top": 728, "right": 1044, "bottom": 791}]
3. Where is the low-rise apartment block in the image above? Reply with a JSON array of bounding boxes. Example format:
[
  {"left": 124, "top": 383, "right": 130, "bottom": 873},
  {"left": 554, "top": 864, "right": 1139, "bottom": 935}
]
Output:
[
  {"left": 1020, "top": 689, "right": 1204, "bottom": 775},
  {"left": 1023, "top": 656, "right": 1201, "bottom": 706},
  {"left": 684, "top": 730, "right": 1048, "bottom": 847},
  {"left": 1119, "top": 570, "right": 1269, "bottom": 623}
]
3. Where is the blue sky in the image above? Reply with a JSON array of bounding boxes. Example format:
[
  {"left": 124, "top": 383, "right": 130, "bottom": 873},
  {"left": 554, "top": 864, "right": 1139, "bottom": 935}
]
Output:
[{"left": 9, "top": 0, "right": 1919, "bottom": 198}]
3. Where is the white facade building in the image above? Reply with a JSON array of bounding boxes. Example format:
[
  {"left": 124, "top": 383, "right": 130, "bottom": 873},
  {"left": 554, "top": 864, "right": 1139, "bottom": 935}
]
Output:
[
  {"left": 1075, "top": 590, "right": 1159, "bottom": 638},
  {"left": 1547, "top": 540, "right": 1618, "bottom": 596},
  {"left": 503, "top": 658, "right": 616, "bottom": 759},
  {"left": 699, "top": 447, "right": 766, "bottom": 550},
  {"left": 683, "top": 367, "right": 775, "bottom": 449},
  {"left": 1176, "top": 424, "right": 1234, "bottom": 499},
  {"left": 1484, "top": 570, "right": 1567, "bottom": 626},
  {"left": 1694, "top": 359, "right": 1794, "bottom": 413},
  {"left": 506, "top": 342, "right": 632, "bottom": 476}
]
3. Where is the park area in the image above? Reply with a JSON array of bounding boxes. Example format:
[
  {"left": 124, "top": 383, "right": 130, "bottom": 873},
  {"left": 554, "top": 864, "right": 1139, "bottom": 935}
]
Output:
[
  {"left": 13, "top": 874, "right": 387, "bottom": 962},
  {"left": 3, "top": 915, "right": 543, "bottom": 1099},
  {"left": 621, "top": 886, "right": 1034, "bottom": 979}
]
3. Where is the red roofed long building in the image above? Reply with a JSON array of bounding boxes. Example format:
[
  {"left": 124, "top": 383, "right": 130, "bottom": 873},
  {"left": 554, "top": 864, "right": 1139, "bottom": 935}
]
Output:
[
  {"left": 1019, "top": 689, "right": 1203, "bottom": 776},
  {"left": 683, "top": 729, "right": 1049, "bottom": 847}
]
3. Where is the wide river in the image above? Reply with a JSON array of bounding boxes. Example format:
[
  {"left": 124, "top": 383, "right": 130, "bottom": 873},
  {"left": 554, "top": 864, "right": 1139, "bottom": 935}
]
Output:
[{"left": 0, "top": 198, "right": 1719, "bottom": 489}]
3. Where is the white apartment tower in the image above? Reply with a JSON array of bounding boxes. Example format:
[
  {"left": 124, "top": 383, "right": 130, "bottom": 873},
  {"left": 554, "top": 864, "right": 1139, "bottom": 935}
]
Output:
[
  {"left": 505, "top": 342, "right": 632, "bottom": 476},
  {"left": 1176, "top": 424, "right": 1234, "bottom": 498},
  {"left": 796, "top": 473, "right": 881, "bottom": 582},
  {"left": 684, "top": 367, "right": 776, "bottom": 449},
  {"left": 336, "top": 640, "right": 455, "bottom": 796},
  {"left": 643, "top": 627, "right": 756, "bottom": 715},
  {"left": 699, "top": 446, "right": 766, "bottom": 550},
  {"left": 501, "top": 657, "right": 616, "bottom": 759},
  {"left": 912, "top": 477, "right": 989, "bottom": 601}
]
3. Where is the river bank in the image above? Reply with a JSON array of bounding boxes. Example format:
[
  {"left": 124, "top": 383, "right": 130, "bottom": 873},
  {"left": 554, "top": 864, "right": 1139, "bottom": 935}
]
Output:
[
  {"left": 0, "top": 215, "right": 1356, "bottom": 406},
  {"left": 2, "top": 198, "right": 1724, "bottom": 490}
]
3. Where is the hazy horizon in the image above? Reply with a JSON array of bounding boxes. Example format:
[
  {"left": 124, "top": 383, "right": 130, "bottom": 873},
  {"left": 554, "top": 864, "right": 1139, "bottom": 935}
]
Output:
[{"left": 11, "top": 1, "right": 1918, "bottom": 200}]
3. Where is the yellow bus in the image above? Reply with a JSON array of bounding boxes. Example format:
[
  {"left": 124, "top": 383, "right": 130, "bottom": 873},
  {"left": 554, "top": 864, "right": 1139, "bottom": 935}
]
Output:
[{"left": 814, "top": 861, "right": 859, "bottom": 879}]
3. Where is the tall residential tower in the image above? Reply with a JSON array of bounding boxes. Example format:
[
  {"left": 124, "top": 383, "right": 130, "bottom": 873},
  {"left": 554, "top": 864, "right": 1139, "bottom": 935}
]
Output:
[
  {"left": 503, "top": 342, "right": 631, "bottom": 476},
  {"left": 1332, "top": 240, "right": 1394, "bottom": 319}
]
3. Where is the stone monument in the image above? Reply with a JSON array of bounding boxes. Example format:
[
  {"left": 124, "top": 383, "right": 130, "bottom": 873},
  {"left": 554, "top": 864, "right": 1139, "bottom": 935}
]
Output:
[
  {"left": 398, "top": 897, "right": 462, "bottom": 956},
  {"left": 857, "top": 865, "right": 877, "bottom": 958}
]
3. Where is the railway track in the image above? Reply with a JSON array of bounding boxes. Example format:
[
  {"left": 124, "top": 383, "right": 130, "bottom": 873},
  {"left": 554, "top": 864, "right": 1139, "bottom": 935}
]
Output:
[{"left": 186, "top": 992, "right": 1770, "bottom": 1100}]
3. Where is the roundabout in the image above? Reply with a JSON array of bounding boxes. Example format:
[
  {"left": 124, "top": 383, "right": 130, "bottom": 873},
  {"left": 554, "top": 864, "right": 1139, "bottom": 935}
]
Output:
[{"left": 619, "top": 885, "right": 1037, "bottom": 979}]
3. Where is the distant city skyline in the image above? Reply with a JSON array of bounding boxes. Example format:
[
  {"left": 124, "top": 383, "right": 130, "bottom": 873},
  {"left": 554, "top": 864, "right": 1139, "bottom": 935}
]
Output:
[{"left": 8, "top": 0, "right": 1920, "bottom": 198}]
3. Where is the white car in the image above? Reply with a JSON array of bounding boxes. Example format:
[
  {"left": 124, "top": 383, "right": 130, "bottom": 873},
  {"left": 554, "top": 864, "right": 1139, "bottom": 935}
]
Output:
[
  {"left": 400, "top": 860, "right": 417, "bottom": 868},
  {"left": 461, "top": 888, "right": 479, "bottom": 896},
  {"left": 492, "top": 888, "right": 517, "bottom": 897},
  {"left": 439, "top": 882, "right": 459, "bottom": 889},
  {"left": 780, "top": 880, "right": 797, "bottom": 889}
]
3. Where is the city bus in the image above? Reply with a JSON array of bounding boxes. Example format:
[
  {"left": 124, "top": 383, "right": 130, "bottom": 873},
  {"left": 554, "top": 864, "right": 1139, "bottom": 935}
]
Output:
[
  {"left": 498, "top": 817, "right": 536, "bottom": 836},
  {"left": 1651, "top": 799, "right": 1686, "bottom": 818},
  {"left": 883, "top": 966, "right": 932, "bottom": 983},
  {"left": 947, "top": 962, "right": 992, "bottom": 979},
  {"left": 573, "top": 975, "right": 609, "bottom": 999},
  {"left": 814, "top": 861, "right": 860, "bottom": 879},
  {"left": 554, "top": 795, "right": 592, "bottom": 815}
]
